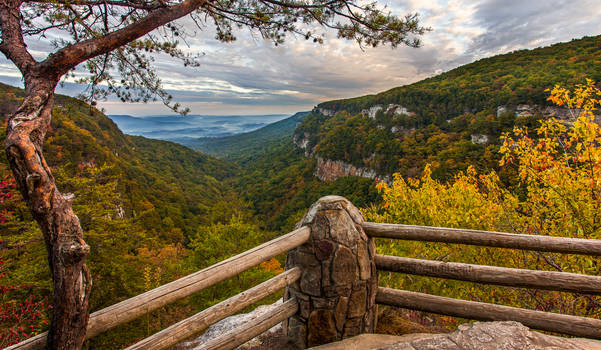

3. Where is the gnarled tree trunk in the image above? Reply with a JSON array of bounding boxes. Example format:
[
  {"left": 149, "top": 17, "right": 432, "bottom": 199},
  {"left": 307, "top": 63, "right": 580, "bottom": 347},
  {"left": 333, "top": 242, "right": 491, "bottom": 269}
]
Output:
[{"left": 4, "top": 78, "right": 91, "bottom": 349}]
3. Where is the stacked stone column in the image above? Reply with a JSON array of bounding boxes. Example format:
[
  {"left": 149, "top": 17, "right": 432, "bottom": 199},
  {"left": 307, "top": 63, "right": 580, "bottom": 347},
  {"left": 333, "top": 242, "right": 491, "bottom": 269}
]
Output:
[{"left": 284, "top": 196, "right": 378, "bottom": 348}]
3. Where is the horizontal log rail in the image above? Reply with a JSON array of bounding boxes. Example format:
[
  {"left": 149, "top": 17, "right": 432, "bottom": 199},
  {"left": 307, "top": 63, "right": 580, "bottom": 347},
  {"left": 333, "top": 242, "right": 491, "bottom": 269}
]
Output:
[
  {"left": 126, "top": 267, "right": 302, "bottom": 350},
  {"left": 367, "top": 222, "right": 601, "bottom": 339},
  {"left": 196, "top": 298, "right": 299, "bottom": 350},
  {"left": 376, "top": 287, "right": 601, "bottom": 339},
  {"left": 363, "top": 222, "right": 601, "bottom": 255},
  {"left": 7, "top": 226, "right": 310, "bottom": 350},
  {"left": 375, "top": 255, "right": 601, "bottom": 295}
]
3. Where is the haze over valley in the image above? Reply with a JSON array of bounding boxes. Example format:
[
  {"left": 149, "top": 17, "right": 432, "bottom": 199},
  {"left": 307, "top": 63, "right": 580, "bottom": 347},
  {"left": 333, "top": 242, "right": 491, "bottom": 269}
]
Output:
[{"left": 107, "top": 113, "right": 289, "bottom": 140}]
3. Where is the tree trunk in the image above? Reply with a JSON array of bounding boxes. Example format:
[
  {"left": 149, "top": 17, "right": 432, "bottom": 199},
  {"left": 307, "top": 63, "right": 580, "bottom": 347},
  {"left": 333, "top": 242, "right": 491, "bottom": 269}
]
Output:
[{"left": 4, "top": 79, "right": 91, "bottom": 349}]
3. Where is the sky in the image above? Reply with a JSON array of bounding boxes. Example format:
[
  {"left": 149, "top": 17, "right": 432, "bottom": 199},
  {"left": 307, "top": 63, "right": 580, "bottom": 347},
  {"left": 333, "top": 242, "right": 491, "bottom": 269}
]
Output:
[{"left": 1, "top": 0, "right": 601, "bottom": 116}]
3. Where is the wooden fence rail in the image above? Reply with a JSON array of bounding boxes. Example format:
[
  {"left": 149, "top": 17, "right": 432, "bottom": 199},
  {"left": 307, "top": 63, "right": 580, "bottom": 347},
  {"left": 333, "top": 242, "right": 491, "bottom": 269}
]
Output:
[
  {"left": 196, "top": 298, "right": 298, "bottom": 350},
  {"left": 363, "top": 222, "right": 601, "bottom": 255},
  {"left": 125, "top": 268, "right": 301, "bottom": 350},
  {"left": 376, "top": 287, "right": 601, "bottom": 339},
  {"left": 7, "top": 226, "right": 310, "bottom": 350},
  {"left": 375, "top": 254, "right": 601, "bottom": 295},
  {"left": 368, "top": 221, "right": 601, "bottom": 339}
]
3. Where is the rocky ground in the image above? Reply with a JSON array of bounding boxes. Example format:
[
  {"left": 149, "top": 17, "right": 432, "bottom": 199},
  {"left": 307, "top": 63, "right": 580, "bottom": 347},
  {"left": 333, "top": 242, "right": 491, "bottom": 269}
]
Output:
[
  {"left": 172, "top": 300, "right": 299, "bottom": 350},
  {"left": 174, "top": 301, "right": 601, "bottom": 350},
  {"left": 320, "top": 321, "right": 601, "bottom": 350}
]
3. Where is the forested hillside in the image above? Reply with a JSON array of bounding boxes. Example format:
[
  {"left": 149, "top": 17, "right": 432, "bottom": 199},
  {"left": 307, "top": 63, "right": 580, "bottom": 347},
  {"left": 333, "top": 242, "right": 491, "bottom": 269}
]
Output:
[
  {"left": 316, "top": 35, "right": 601, "bottom": 117},
  {"left": 161, "top": 108, "right": 382, "bottom": 232},
  {"left": 231, "top": 36, "right": 601, "bottom": 231},
  {"left": 230, "top": 138, "right": 380, "bottom": 231},
  {"left": 295, "top": 35, "right": 601, "bottom": 181},
  {"left": 0, "top": 83, "right": 282, "bottom": 348}
]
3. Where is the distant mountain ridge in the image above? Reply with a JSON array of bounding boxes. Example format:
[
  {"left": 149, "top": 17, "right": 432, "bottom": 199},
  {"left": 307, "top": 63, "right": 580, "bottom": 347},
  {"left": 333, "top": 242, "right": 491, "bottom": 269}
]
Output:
[
  {"left": 107, "top": 113, "right": 289, "bottom": 140},
  {"left": 314, "top": 35, "right": 601, "bottom": 118}
]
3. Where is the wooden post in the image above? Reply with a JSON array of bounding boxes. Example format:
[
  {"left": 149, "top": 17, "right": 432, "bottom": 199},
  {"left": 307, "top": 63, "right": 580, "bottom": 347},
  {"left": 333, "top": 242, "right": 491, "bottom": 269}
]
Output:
[{"left": 284, "top": 196, "right": 378, "bottom": 348}]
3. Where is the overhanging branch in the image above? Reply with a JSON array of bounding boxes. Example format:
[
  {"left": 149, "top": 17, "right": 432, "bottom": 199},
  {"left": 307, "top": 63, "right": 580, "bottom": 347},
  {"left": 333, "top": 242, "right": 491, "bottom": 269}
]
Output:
[{"left": 39, "top": 0, "right": 210, "bottom": 78}]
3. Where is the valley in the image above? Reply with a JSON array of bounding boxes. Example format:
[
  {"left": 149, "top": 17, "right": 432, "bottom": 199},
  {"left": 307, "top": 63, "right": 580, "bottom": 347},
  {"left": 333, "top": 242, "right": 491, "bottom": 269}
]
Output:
[{"left": 2, "top": 34, "right": 601, "bottom": 348}]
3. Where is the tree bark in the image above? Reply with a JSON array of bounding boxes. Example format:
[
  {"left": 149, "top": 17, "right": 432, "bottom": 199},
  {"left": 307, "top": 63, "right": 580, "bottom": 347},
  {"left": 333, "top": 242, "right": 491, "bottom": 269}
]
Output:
[{"left": 4, "top": 78, "right": 91, "bottom": 349}]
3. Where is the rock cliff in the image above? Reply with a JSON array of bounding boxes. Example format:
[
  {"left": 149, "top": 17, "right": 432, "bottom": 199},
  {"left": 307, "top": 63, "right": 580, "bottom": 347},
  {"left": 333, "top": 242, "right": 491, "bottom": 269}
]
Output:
[
  {"left": 497, "top": 104, "right": 600, "bottom": 124},
  {"left": 314, "top": 157, "right": 390, "bottom": 184},
  {"left": 470, "top": 134, "right": 489, "bottom": 145},
  {"left": 360, "top": 104, "right": 415, "bottom": 119},
  {"left": 293, "top": 132, "right": 391, "bottom": 183},
  {"left": 293, "top": 132, "right": 312, "bottom": 157},
  {"left": 317, "top": 108, "right": 336, "bottom": 117}
]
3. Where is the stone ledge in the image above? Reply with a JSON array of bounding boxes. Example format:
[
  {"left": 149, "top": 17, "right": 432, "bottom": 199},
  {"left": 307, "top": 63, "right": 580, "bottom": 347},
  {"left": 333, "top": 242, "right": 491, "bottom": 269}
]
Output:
[{"left": 309, "top": 322, "right": 601, "bottom": 350}]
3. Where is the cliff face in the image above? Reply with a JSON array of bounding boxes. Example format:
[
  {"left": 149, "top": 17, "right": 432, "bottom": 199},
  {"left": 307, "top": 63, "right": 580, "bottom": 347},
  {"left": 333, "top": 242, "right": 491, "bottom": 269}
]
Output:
[
  {"left": 294, "top": 129, "right": 390, "bottom": 183},
  {"left": 314, "top": 157, "right": 390, "bottom": 184},
  {"left": 298, "top": 102, "right": 599, "bottom": 185},
  {"left": 362, "top": 104, "right": 415, "bottom": 119},
  {"left": 293, "top": 132, "right": 311, "bottom": 156},
  {"left": 292, "top": 105, "right": 414, "bottom": 184},
  {"left": 497, "top": 104, "right": 599, "bottom": 124},
  {"left": 317, "top": 107, "right": 336, "bottom": 117}
]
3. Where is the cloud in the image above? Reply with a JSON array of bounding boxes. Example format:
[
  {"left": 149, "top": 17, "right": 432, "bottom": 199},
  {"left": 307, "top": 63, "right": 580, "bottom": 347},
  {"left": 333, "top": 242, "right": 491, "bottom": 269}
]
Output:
[
  {"left": 467, "top": 0, "right": 601, "bottom": 56},
  {"left": 1, "top": 0, "right": 600, "bottom": 115}
]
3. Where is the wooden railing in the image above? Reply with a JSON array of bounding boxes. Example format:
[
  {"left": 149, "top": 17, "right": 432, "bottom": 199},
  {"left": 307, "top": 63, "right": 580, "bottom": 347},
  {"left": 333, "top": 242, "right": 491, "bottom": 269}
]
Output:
[
  {"left": 7, "top": 226, "right": 310, "bottom": 350},
  {"left": 365, "top": 222, "right": 601, "bottom": 339},
  {"left": 9, "top": 197, "right": 601, "bottom": 349}
]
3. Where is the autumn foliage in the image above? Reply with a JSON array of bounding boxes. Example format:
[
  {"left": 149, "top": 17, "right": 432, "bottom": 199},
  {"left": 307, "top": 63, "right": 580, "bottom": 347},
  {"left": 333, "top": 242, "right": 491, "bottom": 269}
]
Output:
[
  {"left": 0, "top": 175, "right": 17, "bottom": 224},
  {"left": 364, "top": 80, "right": 601, "bottom": 327},
  {"left": 0, "top": 178, "right": 51, "bottom": 347}
]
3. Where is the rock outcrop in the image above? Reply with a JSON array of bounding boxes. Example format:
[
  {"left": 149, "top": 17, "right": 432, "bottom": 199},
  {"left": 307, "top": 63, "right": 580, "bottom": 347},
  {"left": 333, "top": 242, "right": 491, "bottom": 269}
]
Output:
[
  {"left": 382, "top": 321, "right": 601, "bottom": 350},
  {"left": 294, "top": 133, "right": 391, "bottom": 184},
  {"left": 361, "top": 104, "right": 415, "bottom": 119},
  {"left": 386, "top": 104, "right": 415, "bottom": 117},
  {"left": 362, "top": 105, "right": 383, "bottom": 119},
  {"left": 316, "top": 108, "right": 336, "bottom": 117},
  {"left": 314, "top": 157, "right": 390, "bottom": 184},
  {"left": 315, "top": 321, "right": 601, "bottom": 350},
  {"left": 293, "top": 132, "right": 312, "bottom": 156},
  {"left": 497, "top": 104, "right": 599, "bottom": 124},
  {"left": 470, "top": 134, "right": 489, "bottom": 145}
]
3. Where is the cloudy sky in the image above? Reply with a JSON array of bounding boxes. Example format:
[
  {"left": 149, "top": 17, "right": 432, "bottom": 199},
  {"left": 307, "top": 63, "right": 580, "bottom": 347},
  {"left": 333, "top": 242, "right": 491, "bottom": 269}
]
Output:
[{"left": 1, "top": 0, "right": 601, "bottom": 116}]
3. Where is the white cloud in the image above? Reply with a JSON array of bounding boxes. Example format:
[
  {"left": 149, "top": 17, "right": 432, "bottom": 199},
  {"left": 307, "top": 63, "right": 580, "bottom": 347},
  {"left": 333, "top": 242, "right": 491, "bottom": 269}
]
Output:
[{"left": 1, "top": 0, "right": 600, "bottom": 115}]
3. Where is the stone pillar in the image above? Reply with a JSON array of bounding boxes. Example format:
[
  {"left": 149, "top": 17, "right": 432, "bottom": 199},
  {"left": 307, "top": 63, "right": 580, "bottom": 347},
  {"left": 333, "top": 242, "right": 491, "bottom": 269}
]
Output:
[{"left": 284, "top": 196, "right": 378, "bottom": 348}]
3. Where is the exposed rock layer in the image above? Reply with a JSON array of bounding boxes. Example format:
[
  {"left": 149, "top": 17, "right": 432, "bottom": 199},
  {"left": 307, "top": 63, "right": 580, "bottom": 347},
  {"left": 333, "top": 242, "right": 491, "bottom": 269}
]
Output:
[
  {"left": 314, "top": 157, "right": 390, "bottom": 184},
  {"left": 303, "top": 103, "right": 600, "bottom": 184}
]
